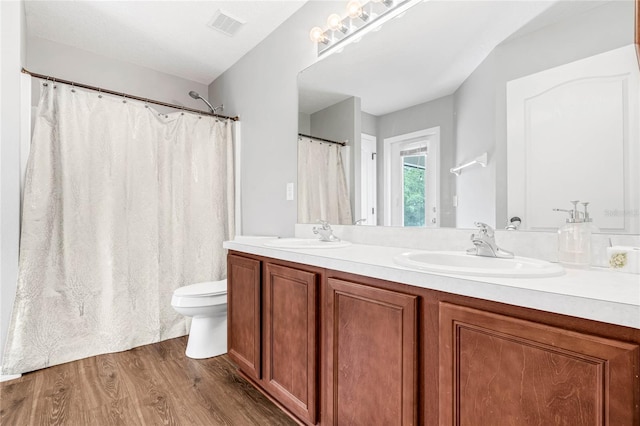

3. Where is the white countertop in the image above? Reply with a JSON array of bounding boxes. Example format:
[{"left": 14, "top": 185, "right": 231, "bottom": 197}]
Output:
[{"left": 224, "top": 237, "right": 640, "bottom": 329}]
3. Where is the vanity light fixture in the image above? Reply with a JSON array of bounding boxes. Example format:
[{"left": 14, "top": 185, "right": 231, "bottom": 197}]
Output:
[{"left": 310, "top": 0, "right": 422, "bottom": 57}]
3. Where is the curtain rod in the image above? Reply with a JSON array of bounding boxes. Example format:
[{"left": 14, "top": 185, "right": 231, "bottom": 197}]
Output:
[
  {"left": 298, "top": 133, "right": 346, "bottom": 146},
  {"left": 21, "top": 68, "right": 239, "bottom": 122}
]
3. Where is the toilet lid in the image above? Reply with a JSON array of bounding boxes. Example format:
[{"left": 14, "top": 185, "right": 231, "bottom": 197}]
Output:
[{"left": 174, "top": 280, "right": 227, "bottom": 297}]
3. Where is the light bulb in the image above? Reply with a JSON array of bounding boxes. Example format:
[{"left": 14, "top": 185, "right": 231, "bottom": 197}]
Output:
[
  {"left": 327, "top": 13, "right": 346, "bottom": 32},
  {"left": 309, "top": 26, "right": 328, "bottom": 44},
  {"left": 346, "top": 1, "right": 365, "bottom": 19}
]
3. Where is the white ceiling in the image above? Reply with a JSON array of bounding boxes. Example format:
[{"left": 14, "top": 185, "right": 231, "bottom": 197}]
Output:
[{"left": 24, "top": 0, "right": 308, "bottom": 85}]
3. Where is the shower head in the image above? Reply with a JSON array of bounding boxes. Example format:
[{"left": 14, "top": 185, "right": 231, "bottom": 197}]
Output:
[{"left": 188, "top": 90, "right": 216, "bottom": 114}]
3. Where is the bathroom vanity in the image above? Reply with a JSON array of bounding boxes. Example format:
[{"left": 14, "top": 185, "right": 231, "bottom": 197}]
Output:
[{"left": 224, "top": 238, "right": 640, "bottom": 425}]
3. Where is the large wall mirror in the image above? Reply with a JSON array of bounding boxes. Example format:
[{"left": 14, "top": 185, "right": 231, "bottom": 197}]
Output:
[{"left": 297, "top": 0, "right": 639, "bottom": 234}]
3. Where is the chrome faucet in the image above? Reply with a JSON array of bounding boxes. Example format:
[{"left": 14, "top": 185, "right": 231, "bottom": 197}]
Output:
[
  {"left": 467, "top": 222, "right": 514, "bottom": 258},
  {"left": 313, "top": 220, "right": 340, "bottom": 242}
]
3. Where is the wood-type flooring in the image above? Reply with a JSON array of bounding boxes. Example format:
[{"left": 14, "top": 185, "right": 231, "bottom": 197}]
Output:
[{"left": 0, "top": 337, "right": 297, "bottom": 425}]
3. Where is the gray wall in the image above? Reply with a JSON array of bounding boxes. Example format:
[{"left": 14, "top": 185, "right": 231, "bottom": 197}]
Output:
[
  {"left": 455, "top": 0, "right": 635, "bottom": 229},
  {"left": 454, "top": 54, "right": 497, "bottom": 228},
  {"left": 27, "top": 37, "right": 210, "bottom": 113},
  {"left": 298, "top": 112, "right": 310, "bottom": 135},
  {"left": 208, "top": 2, "right": 341, "bottom": 237},
  {"left": 377, "top": 95, "right": 456, "bottom": 227},
  {"left": 310, "top": 97, "right": 358, "bottom": 145},
  {"left": 1, "top": 0, "right": 27, "bottom": 369},
  {"left": 361, "top": 112, "right": 377, "bottom": 136}
]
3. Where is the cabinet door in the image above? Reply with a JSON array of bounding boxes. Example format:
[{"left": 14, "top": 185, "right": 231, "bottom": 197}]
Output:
[
  {"left": 263, "top": 263, "right": 318, "bottom": 425},
  {"left": 325, "top": 278, "right": 418, "bottom": 426},
  {"left": 439, "top": 302, "right": 639, "bottom": 425},
  {"left": 227, "top": 254, "right": 261, "bottom": 380}
]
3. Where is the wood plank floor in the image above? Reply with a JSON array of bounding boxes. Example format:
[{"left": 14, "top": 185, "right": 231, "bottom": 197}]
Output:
[{"left": 0, "top": 337, "right": 297, "bottom": 425}]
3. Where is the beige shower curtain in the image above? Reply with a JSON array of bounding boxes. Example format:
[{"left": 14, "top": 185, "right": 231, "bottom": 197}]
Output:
[
  {"left": 297, "top": 136, "right": 352, "bottom": 224},
  {"left": 2, "top": 83, "right": 234, "bottom": 374}
]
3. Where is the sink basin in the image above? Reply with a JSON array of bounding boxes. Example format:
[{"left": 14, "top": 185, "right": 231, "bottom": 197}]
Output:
[
  {"left": 393, "top": 251, "right": 564, "bottom": 278},
  {"left": 263, "top": 238, "right": 352, "bottom": 249}
]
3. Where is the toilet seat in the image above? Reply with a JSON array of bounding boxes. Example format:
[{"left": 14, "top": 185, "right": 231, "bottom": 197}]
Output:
[
  {"left": 174, "top": 280, "right": 227, "bottom": 297},
  {"left": 171, "top": 280, "right": 227, "bottom": 308}
]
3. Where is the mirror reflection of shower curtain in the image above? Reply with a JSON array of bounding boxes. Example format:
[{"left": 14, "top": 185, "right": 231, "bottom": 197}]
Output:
[
  {"left": 2, "top": 83, "right": 234, "bottom": 375},
  {"left": 297, "top": 137, "right": 352, "bottom": 225}
]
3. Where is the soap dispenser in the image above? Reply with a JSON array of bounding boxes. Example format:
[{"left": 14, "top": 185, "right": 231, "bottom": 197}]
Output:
[{"left": 553, "top": 200, "right": 592, "bottom": 268}]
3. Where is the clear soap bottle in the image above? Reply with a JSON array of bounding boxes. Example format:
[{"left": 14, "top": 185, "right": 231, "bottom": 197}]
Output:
[{"left": 554, "top": 201, "right": 592, "bottom": 268}]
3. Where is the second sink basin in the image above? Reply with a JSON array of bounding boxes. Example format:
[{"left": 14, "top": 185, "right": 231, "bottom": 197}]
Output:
[
  {"left": 393, "top": 250, "right": 564, "bottom": 278},
  {"left": 263, "top": 238, "right": 352, "bottom": 249}
]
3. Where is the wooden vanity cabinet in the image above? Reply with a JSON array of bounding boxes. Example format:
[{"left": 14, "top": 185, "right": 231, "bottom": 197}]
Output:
[
  {"left": 439, "top": 302, "right": 639, "bottom": 426},
  {"left": 228, "top": 252, "right": 640, "bottom": 425}
]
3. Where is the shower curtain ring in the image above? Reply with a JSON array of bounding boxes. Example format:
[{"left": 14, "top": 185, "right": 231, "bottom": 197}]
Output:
[
  {"left": 98, "top": 88, "right": 102, "bottom": 99},
  {"left": 52, "top": 78, "right": 57, "bottom": 89},
  {"left": 71, "top": 82, "right": 75, "bottom": 93},
  {"left": 122, "top": 92, "right": 127, "bottom": 103},
  {"left": 43, "top": 76, "right": 49, "bottom": 87}
]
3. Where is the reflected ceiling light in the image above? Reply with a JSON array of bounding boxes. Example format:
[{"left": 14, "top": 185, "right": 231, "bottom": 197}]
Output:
[{"left": 310, "top": 0, "right": 422, "bottom": 58}]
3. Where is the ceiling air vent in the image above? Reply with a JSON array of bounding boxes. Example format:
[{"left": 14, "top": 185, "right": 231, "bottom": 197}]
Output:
[{"left": 207, "top": 9, "right": 245, "bottom": 37}]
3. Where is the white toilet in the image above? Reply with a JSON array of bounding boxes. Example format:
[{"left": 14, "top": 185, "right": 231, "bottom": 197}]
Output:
[{"left": 171, "top": 279, "right": 227, "bottom": 359}]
